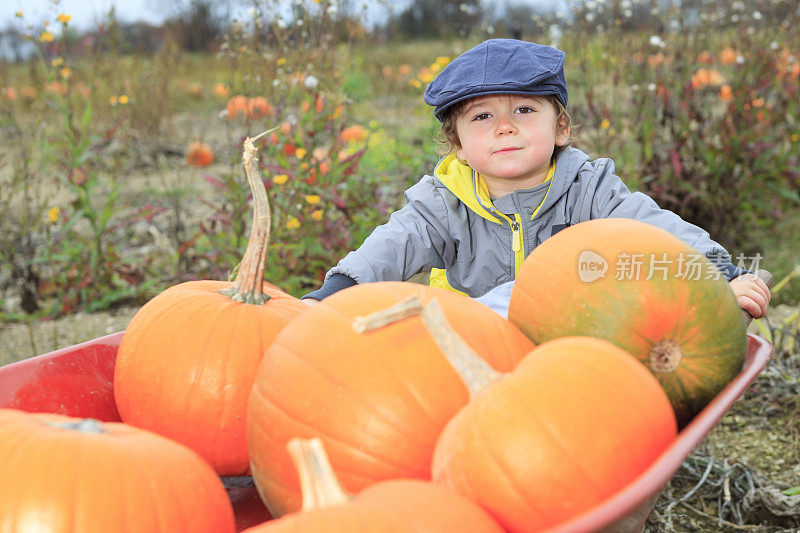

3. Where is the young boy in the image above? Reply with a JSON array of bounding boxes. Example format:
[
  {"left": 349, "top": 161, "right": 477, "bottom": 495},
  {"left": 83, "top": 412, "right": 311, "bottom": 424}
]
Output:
[{"left": 303, "top": 39, "right": 770, "bottom": 319}]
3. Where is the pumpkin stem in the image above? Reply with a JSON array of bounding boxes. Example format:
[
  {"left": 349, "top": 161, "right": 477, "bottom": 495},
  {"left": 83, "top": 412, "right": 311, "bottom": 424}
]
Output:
[
  {"left": 46, "top": 418, "right": 106, "bottom": 434},
  {"left": 649, "top": 339, "right": 684, "bottom": 373},
  {"left": 218, "top": 128, "right": 278, "bottom": 305},
  {"left": 419, "top": 298, "right": 502, "bottom": 397},
  {"left": 287, "top": 437, "right": 351, "bottom": 511},
  {"left": 351, "top": 296, "right": 423, "bottom": 333},
  {"left": 352, "top": 295, "right": 501, "bottom": 397}
]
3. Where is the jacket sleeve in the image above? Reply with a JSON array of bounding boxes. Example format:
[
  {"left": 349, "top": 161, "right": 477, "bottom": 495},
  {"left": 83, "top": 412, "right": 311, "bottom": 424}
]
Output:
[
  {"left": 580, "top": 159, "right": 747, "bottom": 281},
  {"left": 322, "top": 176, "right": 454, "bottom": 285}
]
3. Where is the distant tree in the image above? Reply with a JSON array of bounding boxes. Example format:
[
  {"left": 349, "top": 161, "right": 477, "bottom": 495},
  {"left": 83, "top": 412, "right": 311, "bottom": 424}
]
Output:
[
  {"left": 393, "top": 0, "right": 483, "bottom": 38},
  {"left": 160, "top": 0, "right": 230, "bottom": 52}
]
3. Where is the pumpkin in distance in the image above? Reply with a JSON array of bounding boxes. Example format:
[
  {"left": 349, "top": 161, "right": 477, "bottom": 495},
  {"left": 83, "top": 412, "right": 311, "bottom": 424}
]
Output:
[{"left": 186, "top": 141, "right": 214, "bottom": 167}]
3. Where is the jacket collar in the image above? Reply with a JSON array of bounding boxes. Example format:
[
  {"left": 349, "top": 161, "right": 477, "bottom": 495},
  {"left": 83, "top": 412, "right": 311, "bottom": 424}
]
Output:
[{"left": 433, "top": 153, "right": 556, "bottom": 224}]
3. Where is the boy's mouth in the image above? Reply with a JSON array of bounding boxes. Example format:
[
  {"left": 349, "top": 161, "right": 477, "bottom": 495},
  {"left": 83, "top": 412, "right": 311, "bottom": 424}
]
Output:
[{"left": 493, "top": 147, "right": 521, "bottom": 154}]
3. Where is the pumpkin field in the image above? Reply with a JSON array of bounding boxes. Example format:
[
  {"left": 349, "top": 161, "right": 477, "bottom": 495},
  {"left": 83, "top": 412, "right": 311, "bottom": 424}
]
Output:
[{"left": 1, "top": 0, "right": 800, "bottom": 531}]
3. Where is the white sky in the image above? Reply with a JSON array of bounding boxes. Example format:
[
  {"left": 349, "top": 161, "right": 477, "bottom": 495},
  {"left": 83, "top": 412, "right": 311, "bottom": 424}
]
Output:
[
  {"left": 2, "top": 0, "right": 560, "bottom": 32},
  {"left": 4, "top": 0, "right": 167, "bottom": 30}
]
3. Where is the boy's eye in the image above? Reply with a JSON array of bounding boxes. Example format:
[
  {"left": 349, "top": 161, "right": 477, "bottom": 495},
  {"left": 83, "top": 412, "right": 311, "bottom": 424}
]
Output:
[
  {"left": 516, "top": 106, "right": 534, "bottom": 114},
  {"left": 472, "top": 112, "right": 491, "bottom": 121}
]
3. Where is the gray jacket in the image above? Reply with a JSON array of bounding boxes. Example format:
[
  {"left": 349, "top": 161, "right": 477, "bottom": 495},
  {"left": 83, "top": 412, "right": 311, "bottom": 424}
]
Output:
[{"left": 309, "top": 147, "right": 742, "bottom": 300}]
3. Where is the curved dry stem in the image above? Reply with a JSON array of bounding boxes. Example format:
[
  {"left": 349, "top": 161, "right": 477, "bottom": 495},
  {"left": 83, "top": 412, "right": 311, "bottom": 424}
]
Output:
[{"left": 218, "top": 128, "right": 278, "bottom": 305}]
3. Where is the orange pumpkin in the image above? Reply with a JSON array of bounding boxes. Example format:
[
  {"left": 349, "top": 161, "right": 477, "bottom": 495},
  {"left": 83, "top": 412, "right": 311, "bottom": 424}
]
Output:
[
  {"left": 243, "top": 438, "right": 503, "bottom": 532},
  {"left": 115, "top": 132, "right": 307, "bottom": 475},
  {"left": 213, "top": 82, "right": 231, "bottom": 98},
  {"left": 246, "top": 282, "right": 534, "bottom": 517},
  {"left": 0, "top": 409, "right": 235, "bottom": 532},
  {"left": 248, "top": 96, "right": 272, "bottom": 119},
  {"left": 226, "top": 95, "right": 250, "bottom": 120},
  {"left": 508, "top": 218, "right": 747, "bottom": 426},
  {"left": 422, "top": 303, "right": 676, "bottom": 532},
  {"left": 186, "top": 141, "right": 214, "bottom": 167}
]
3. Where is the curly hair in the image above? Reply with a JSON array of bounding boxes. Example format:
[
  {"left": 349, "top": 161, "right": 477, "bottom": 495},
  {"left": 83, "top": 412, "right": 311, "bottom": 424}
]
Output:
[{"left": 433, "top": 95, "right": 574, "bottom": 158}]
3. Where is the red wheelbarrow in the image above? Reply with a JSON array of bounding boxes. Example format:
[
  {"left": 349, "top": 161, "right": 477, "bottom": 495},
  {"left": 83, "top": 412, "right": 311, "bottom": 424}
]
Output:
[{"left": 0, "top": 328, "right": 772, "bottom": 532}]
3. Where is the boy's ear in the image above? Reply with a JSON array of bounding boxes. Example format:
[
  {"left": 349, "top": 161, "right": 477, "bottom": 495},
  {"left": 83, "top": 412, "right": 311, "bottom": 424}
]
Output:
[{"left": 555, "top": 118, "right": 570, "bottom": 147}]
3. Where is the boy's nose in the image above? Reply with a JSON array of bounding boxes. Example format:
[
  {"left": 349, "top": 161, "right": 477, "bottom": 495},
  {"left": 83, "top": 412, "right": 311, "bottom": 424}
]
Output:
[{"left": 495, "top": 116, "right": 517, "bottom": 135}]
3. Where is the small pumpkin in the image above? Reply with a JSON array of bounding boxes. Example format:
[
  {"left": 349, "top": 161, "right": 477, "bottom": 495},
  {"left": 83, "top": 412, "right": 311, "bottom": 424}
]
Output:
[
  {"left": 417, "top": 301, "right": 677, "bottom": 532},
  {"left": 226, "top": 94, "right": 250, "bottom": 121},
  {"left": 186, "top": 141, "right": 214, "bottom": 167},
  {"left": 213, "top": 82, "right": 231, "bottom": 98},
  {"left": 246, "top": 283, "right": 534, "bottom": 517},
  {"left": 508, "top": 218, "right": 747, "bottom": 426},
  {"left": 115, "top": 132, "right": 307, "bottom": 475},
  {"left": 243, "top": 438, "right": 503, "bottom": 532},
  {"left": 248, "top": 96, "right": 272, "bottom": 119},
  {"left": 0, "top": 409, "right": 235, "bottom": 532}
]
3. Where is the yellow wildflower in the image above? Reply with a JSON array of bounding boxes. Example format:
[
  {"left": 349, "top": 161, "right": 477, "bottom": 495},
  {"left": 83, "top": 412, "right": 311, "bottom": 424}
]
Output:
[
  {"left": 791, "top": 134, "right": 799, "bottom": 143},
  {"left": 57, "top": 14, "right": 72, "bottom": 24},
  {"left": 15, "top": 11, "right": 23, "bottom": 18},
  {"left": 109, "top": 95, "right": 118, "bottom": 106},
  {"left": 295, "top": 148, "right": 307, "bottom": 159},
  {"left": 47, "top": 206, "right": 60, "bottom": 223},
  {"left": 60, "top": 68, "right": 71, "bottom": 80},
  {"left": 118, "top": 95, "right": 129, "bottom": 104},
  {"left": 600, "top": 119, "right": 611, "bottom": 130},
  {"left": 305, "top": 195, "right": 321, "bottom": 205},
  {"left": 39, "top": 31, "right": 55, "bottom": 43},
  {"left": 51, "top": 57, "right": 64, "bottom": 67},
  {"left": 273, "top": 174, "right": 289, "bottom": 184},
  {"left": 436, "top": 56, "right": 451, "bottom": 65},
  {"left": 311, "top": 210, "right": 323, "bottom": 221},
  {"left": 286, "top": 217, "right": 300, "bottom": 230},
  {"left": 277, "top": 58, "right": 287, "bottom": 66}
]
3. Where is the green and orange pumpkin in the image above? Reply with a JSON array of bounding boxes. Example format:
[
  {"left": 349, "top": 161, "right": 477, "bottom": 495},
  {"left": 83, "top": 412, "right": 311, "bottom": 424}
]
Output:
[{"left": 508, "top": 218, "right": 748, "bottom": 426}]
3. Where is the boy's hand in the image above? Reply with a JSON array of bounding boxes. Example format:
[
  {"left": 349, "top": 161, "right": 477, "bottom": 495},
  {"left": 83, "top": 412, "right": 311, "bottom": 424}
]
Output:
[{"left": 729, "top": 273, "right": 771, "bottom": 319}]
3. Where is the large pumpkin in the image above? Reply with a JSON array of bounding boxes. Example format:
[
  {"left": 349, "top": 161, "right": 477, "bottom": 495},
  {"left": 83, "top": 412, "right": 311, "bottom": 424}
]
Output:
[
  {"left": 115, "top": 133, "right": 306, "bottom": 475},
  {"left": 246, "top": 281, "right": 534, "bottom": 517},
  {"left": 508, "top": 218, "right": 747, "bottom": 426},
  {"left": 0, "top": 409, "right": 235, "bottom": 532},
  {"left": 243, "top": 438, "right": 503, "bottom": 532},
  {"left": 427, "top": 328, "right": 677, "bottom": 532}
]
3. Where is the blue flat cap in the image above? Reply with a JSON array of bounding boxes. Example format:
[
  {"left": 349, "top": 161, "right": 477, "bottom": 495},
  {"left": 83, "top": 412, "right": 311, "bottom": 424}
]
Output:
[{"left": 424, "top": 39, "right": 568, "bottom": 122}]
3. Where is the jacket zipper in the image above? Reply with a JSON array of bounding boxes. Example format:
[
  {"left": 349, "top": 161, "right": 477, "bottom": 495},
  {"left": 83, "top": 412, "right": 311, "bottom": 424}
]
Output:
[{"left": 511, "top": 220, "right": 521, "bottom": 252}]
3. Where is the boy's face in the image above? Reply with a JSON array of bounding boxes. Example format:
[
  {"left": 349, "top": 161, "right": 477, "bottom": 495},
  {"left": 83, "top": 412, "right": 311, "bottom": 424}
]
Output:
[{"left": 454, "top": 94, "right": 569, "bottom": 194}]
